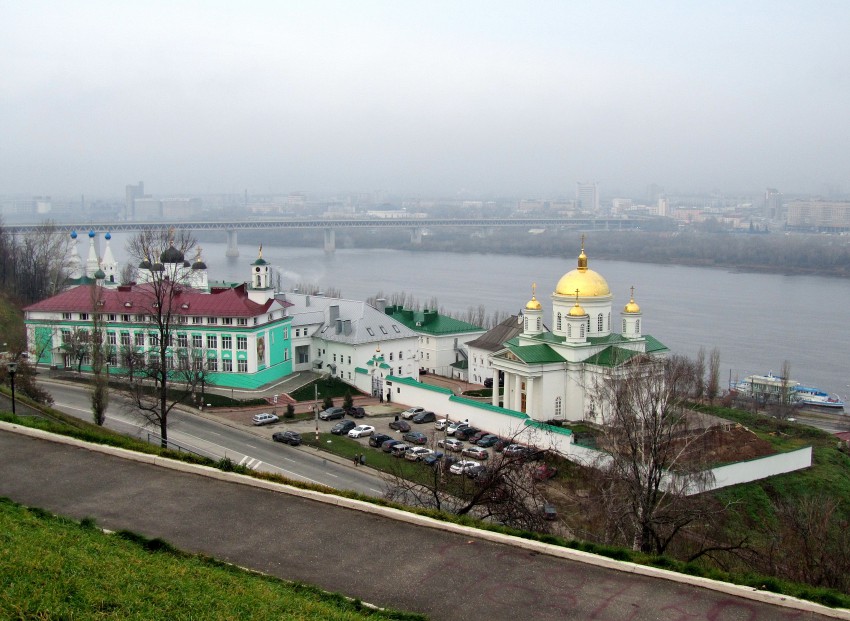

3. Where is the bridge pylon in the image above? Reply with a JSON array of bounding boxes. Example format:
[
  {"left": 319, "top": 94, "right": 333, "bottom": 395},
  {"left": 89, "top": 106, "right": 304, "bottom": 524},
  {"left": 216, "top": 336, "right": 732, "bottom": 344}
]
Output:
[
  {"left": 226, "top": 229, "right": 239, "bottom": 258},
  {"left": 323, "top": 228, "right": 336, "bottom": 253}
]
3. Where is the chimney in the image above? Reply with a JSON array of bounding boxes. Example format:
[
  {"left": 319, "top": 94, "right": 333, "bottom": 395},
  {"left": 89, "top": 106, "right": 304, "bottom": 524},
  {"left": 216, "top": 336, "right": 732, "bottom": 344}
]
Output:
[
  {"left": 376, "top": 298, "right": 387, "bottom": 313},
  {"left": 305, "top": 295, "right": 310, "bottom": 306},
  {"left": 336, "top": 318, "right": 343, "bottom": 334},
  {"left": 343, "top": 319, "right": 352, "bottom": 335},
  {"left": 329, "top": 305, "right": 340, "bottom": 322}
]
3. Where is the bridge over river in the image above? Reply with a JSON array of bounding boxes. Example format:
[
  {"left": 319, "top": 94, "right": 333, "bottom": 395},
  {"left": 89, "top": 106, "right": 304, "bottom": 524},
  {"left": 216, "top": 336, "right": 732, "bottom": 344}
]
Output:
[{"left": 5, "top": 216, "right": 646, "bottom": 256}]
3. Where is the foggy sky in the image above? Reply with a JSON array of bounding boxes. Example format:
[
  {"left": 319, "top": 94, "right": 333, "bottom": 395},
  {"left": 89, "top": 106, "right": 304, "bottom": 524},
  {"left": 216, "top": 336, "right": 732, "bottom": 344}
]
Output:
[{"left": 2, "top": 1, "right": 849, "bottom": 199}]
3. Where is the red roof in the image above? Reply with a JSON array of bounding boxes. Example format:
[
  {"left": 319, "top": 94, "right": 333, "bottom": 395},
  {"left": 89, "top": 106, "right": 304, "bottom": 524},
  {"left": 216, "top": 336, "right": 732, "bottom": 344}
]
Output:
[{"left": 24, "top": 283, "right": 275, "bottom": 317}]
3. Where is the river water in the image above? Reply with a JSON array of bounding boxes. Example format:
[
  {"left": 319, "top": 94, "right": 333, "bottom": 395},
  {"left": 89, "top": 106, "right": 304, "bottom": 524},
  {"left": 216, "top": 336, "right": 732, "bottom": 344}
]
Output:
[{"left": 102, "top": 233, "right": 850, "bottom": 400}]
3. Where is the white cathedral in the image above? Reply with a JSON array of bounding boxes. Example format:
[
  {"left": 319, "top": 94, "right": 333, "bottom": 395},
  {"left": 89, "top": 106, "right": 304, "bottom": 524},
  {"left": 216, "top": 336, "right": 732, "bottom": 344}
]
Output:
[{"left": 486, "top": 239, "right": 668, "bottom": 424}]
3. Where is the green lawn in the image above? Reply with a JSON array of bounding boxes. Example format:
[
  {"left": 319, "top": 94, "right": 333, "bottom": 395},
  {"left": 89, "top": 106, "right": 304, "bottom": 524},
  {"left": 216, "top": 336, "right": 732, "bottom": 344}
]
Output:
[{"left": 0, "top": 498, "right": 423, "bottom": 621}]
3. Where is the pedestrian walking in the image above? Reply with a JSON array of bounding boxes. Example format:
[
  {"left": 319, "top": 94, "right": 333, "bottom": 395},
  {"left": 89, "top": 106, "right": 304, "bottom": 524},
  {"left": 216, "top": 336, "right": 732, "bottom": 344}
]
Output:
[
  {"left": 379, "top": 392, "right": 384, "bottom": 403},
  {"left": 353, "top": 453, "right": 359, "bottom": 466}
]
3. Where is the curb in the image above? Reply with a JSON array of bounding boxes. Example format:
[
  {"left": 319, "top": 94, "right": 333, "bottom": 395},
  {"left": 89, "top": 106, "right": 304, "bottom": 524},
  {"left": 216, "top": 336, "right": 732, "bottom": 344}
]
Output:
[{"left": 2, "top": 420, "right": 848, "bottom": 620}]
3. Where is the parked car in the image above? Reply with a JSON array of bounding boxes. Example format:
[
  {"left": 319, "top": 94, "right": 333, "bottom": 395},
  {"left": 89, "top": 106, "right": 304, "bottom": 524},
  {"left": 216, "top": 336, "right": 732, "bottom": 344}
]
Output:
[
  {"left": 369, "top": 433, "right": 392, "bottom": 448},
  {"left": 331, "top": 420, "right": 357, "bottom": 435},
  {"left": 272, "top": 430, "right": 301, "bottom": 446},
  {"left": 319, "top": 407, "right": 346, "bottom": 421},
  {"left": 476, "top": 434, "right": 500, "bottom": 448},
  {"left": 462, "top": 445, "right": 489, "bottom": 460},
  {"left": 345, "top": 406, "right": 366, "bottom": 418},
  {"left": 391, "top": 443, "right": 411, "bottom": 457},
  {"left": 404, "top": 447, "right": 434, "bottom": 462},
  {"left": 533, "top": 464, "right": 558, "bottom": 481},
  {"left": 454, "top": 427, "right": 481, "bottom": 441},
  {"left": 437, "top": 437, "right": 464, "bottom": 452},
  {"left": 381, "top": 439, "right": 404, "bottom": 452},
  {"left": 388, "top": 419, "right": 411, "bottom": 432},
  {"left": 348, "top": 424, "right": 375, "bottom": 439},
  {"left": 252, "top": 412, "right": 279, "bottom": 426},
  {"left": 493, "top": 437, "right": 513, "bottom": 452},
  {"left": 434, "top": 418, "right": 449, "bottom": 430},
  {"left": 465, "top": 463, "right": 488, "bottom": 479},
  {"left": 503, "top": 444, "right": 528, "bottom": 457},
  {"left": 446, "top": 421, "right": 469, "bottom": 436},
  {"left": 401, "top": 407, "right": 426, "bottom": 420},
  {"left": 449, "top": 459, "right": 481, "bottom": 475},
  {"left": 402, "top": 431, "right": 428, "bottom": 445},
  {"left": 422, "top": 451, "right": 445, "bottom": 467},
  {"left": 484, "top": 375, "right": 504, "bottom": 388},
  {"left": 469, "top": 430, "right": 489, "bottom": 443},
  {"left": 541, "top": 503, "right": 558, "bottom": 521},
  {"left": 412, "top": 411, "right": 437, "bottom": 424}
]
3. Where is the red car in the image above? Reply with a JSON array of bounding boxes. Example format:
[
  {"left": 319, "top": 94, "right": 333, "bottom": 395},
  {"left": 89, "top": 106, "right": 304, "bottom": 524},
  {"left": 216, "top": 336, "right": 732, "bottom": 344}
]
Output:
[{"left": 533, "top": 464, "right": 558, "bottom": 481}]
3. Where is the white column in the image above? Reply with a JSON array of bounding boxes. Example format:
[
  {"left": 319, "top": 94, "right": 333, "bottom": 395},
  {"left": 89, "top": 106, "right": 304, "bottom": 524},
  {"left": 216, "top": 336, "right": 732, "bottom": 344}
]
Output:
[
  {"left": 513, "top": 374, "right": 522, "bottom": 411},
  {"left": 525, "top": 377, "right": 534, "bottom": 417},
  {"left": 491, "top": 369, "right": 499, "bottom": 407}
]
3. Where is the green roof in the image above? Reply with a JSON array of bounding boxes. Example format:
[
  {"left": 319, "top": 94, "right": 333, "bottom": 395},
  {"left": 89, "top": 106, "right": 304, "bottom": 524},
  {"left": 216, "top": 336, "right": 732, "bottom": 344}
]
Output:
[
  {"left": 587, "top": 333, "right": 631, "bottom": 346},
  {"left": 387, "top": 375, "right": 454, "bottom": 395},
  {"left": 449, "top": 395, "right": 529, "bottom": 419},
  {"left": 450, "top": 360, "right": 468, "bottom": 369},
  {"left": 523, "top": 419, "right": 573, "bottom": 436},
  {"left": 583, "top": 346, "right": 642, "bottom": 367},
  {"left": 355, "top": 367, "right": 368, "bottom": 374},
  {"left": 644, "top": 334, "right": 669, "bottom": 353},
  {"left": 505, "top": 343, "right": 566, "bottom": 364},
  {"left": 384, "top": 306, "right": 483, "bottom": 336}
]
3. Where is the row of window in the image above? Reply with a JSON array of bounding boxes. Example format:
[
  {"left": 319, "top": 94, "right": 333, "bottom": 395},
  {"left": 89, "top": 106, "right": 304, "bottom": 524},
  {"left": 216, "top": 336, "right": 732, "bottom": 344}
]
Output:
[
  {"left": 555, "top": 312, "right": 611, "bottom": 332},
  {"left": 60, "top": 312, "right": 261, "bottom": 326},
  {"left": 63, "top": 330, "right": 253, "bottom": 351}
]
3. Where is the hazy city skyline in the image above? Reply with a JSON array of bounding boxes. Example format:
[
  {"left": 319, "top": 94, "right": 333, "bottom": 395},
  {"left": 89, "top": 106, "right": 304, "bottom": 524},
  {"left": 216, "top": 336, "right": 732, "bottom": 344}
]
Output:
[{"left": 2, "top": 1, "right": 849, "bottom": 199}]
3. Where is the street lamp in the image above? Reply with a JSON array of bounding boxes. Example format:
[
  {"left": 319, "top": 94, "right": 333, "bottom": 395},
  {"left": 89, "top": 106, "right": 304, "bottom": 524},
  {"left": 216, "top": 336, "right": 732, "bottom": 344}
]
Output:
[{"left": 7, "top": 361, "right": 17, "bottom": 416}]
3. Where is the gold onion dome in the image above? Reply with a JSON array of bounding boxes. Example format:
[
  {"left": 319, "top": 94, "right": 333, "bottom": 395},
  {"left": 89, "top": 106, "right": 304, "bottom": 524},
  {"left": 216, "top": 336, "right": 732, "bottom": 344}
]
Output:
[
  {"left": 623, "top": 287, "right": 641, "bottom": 314},
  {"left": 525, "top": 283, "right": 542, "bottom": 310},
  {"left": 554, "top": 238, "right": 610, "bottom": 297},
  {"left": 567, "top": 289, "right": 587, "bottom": 316}
]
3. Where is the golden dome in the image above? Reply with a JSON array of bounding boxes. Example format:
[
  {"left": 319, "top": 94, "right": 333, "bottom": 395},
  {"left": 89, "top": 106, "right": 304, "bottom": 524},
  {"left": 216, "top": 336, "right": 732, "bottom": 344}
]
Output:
[
  {"left": 554, "top": 239, "right": 610, "bottom": 297},
  {"left": 623, "top": 286, "right": 641, "bottom": 313},
  {"left": 568, "top": 302, "right": 587, "bottom": 317},
  {"left": 525, "top": 282, "right": 542, "bottom": 310}
]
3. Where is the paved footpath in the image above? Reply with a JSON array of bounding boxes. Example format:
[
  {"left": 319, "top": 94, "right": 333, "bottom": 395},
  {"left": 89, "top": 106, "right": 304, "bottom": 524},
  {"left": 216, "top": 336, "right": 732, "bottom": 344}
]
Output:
[{"left": 0, "top": 424, "right": 846, "bottom": 621}]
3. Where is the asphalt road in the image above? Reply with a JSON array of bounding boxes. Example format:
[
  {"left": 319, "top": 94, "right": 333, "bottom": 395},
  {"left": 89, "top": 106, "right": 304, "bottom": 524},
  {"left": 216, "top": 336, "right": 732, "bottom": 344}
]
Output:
[
  {"left": 43, "top": 380, "right": 388, "bottom": 496},
  {"left": 0, "top": 427, "right": 842, "bottom": 621}
]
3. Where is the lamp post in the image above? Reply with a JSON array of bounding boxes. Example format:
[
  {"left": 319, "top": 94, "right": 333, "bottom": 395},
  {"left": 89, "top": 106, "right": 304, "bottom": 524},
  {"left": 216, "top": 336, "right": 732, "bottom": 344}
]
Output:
[{"left": 7, "top": 361, "right": 17, "bottom": 416}]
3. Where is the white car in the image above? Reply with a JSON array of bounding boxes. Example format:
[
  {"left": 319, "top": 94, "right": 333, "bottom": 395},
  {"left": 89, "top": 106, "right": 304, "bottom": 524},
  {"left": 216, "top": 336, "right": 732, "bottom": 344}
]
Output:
[
  {"left": 446, "top": 421, "right": 469, "bottom": 436},
  {"left": 401, "top": 407, "right": 426, "bottom": 420},
  {"left": 404, "top": 447, "right": 434, "bottom": 462},
  {"left": 252, "top": 412, "right": 279, "bottom": 426},
  {"left": 449, "top": 459, "right": 480, "bottom": 475},
  {"left": 347, "top": 425, "right": 375, "bottom": 438},
  {"left": 434, "top": 419, "right": 449, "bottom": 430}
]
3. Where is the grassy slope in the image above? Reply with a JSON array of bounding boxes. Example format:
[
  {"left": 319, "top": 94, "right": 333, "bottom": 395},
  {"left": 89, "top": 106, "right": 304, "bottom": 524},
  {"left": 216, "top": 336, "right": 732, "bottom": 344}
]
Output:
[{"left": 0, "top": 498, "right": 422, "bottom": 621}]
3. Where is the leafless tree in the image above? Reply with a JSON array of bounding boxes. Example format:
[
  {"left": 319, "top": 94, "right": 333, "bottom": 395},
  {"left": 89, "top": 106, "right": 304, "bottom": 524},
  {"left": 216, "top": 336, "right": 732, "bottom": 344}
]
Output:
[
  {"left": 774, "top": 359, "right": 795, "bottom": 420},
  {"left": 117, "top": 229, "right": 198, "bottom": 448},
  {"left": 0, "top": 218, "right": 71, "bottom": 305},
  {"left": 706, "top": 347, "right": 721, "bottom": 404},
  {"left": 692, "top": 347, "right": 705, "bottom": 401},
  {"left": 88, "top": 285, "right": 111, "bottom": 426},
  {"left": 587, "top": 354, "right": 716, "bottom": 554},
  {"left": 60, "top": 326, "right": 91, "bottom": 373}
]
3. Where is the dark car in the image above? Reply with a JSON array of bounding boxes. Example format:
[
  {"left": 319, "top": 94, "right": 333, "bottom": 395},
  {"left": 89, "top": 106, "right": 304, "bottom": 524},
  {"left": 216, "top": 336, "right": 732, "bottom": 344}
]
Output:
[
  {"left": 542, "top": 503, "right": 558, "bottom": 521},
  {"left": 330, "top": 420, "right": 356, "bottom": 435},
  {"left": 469, "top": 430, "right": 489, "bottom": 444},
  {"left": 412, "top": 411, "right": 436, "bottom": 424},
  {"left": 454, "top": 427, "right": 480, "bottom": 441},
  {"left": 477, "top": 434, "right": 500, "bottom": 448},
  {"left": 422, "top": 452, "right": 445, "bottom": 467},
  {"left": 402, "top": 431, "right": 428, "bottom": 445},
  {"left": 388, "top": 419, "right": 411, "bottom": 432},
  {"left": 319, "top": 407, "right": 346, "bottom": 421},
  {"left": 369, "top": 433, "right": 393, "bottom": 448},
  {"left": 465, "top": 463, "right": 488, "bottom": 479},
  {"left": 272, "top": 430, "right": 302, "bottom": 446},
  {"left": 381, "top": 439, "right": 404, "bottom": 453},
  {"left": 533, "top": 464, "right": 558, "bottom": 481},
  {"left": 483, "top": 375, "right": 504, "bottom": 388},
  {"left": 493, "top": 437, "right": 512, "bottom": 452},
  {"left": 345, "top": 406, "right": 366, "bottom": 418}
]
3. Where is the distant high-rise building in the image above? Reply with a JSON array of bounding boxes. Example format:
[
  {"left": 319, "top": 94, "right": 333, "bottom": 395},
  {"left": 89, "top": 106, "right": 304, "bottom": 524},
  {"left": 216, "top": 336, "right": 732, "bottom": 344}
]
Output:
[
  {"left": 125, "top": 181, "right": 145, "bottom": 220},
  {"left": 646, "top": 183, "right": 665, "bottom": 203},
  {"left": 576, "top": 182, "right": 599, "bottom": 212},
  {"left": 764, "top": 188, "right": 782, "bottom": 219}
]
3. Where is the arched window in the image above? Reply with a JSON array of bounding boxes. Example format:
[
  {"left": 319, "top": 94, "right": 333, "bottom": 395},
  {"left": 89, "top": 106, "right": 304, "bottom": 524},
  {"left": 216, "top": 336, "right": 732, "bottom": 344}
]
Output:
[
  {"left": 597, "top": 313, "right": 603, "bottom": 332},
  {"left": 607, "top": 312, "right": 610, "bottom": 330},
  {"left": 524, "top": 316, "right": 528, "bottom": 331},
  {"left": 536, "top": 317, "right": 541, "bottom": 331},
  {"left": 555, "top": 396, "right": 562, "bottom": 417},
  {"left": 580, "top": 324, "right": 585, "bottom": 338},
  {"left": 556, "top": 312, "right": 562, "bottom": 330},
  {"left": 567, "top": 324, "right": 572, "bottom": 338},
  {"left": 622, "top": 319, "right": 627, "bottom": 333},
  {"left": 635, "top": 319, "right": 640, "bottom": 334}
]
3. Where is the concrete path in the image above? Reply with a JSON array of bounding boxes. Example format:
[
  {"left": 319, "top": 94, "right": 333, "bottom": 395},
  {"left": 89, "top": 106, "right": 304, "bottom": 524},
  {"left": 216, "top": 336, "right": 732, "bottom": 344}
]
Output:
[{"left": 0, "top": 424, "right": 845, "bottom": 621}]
